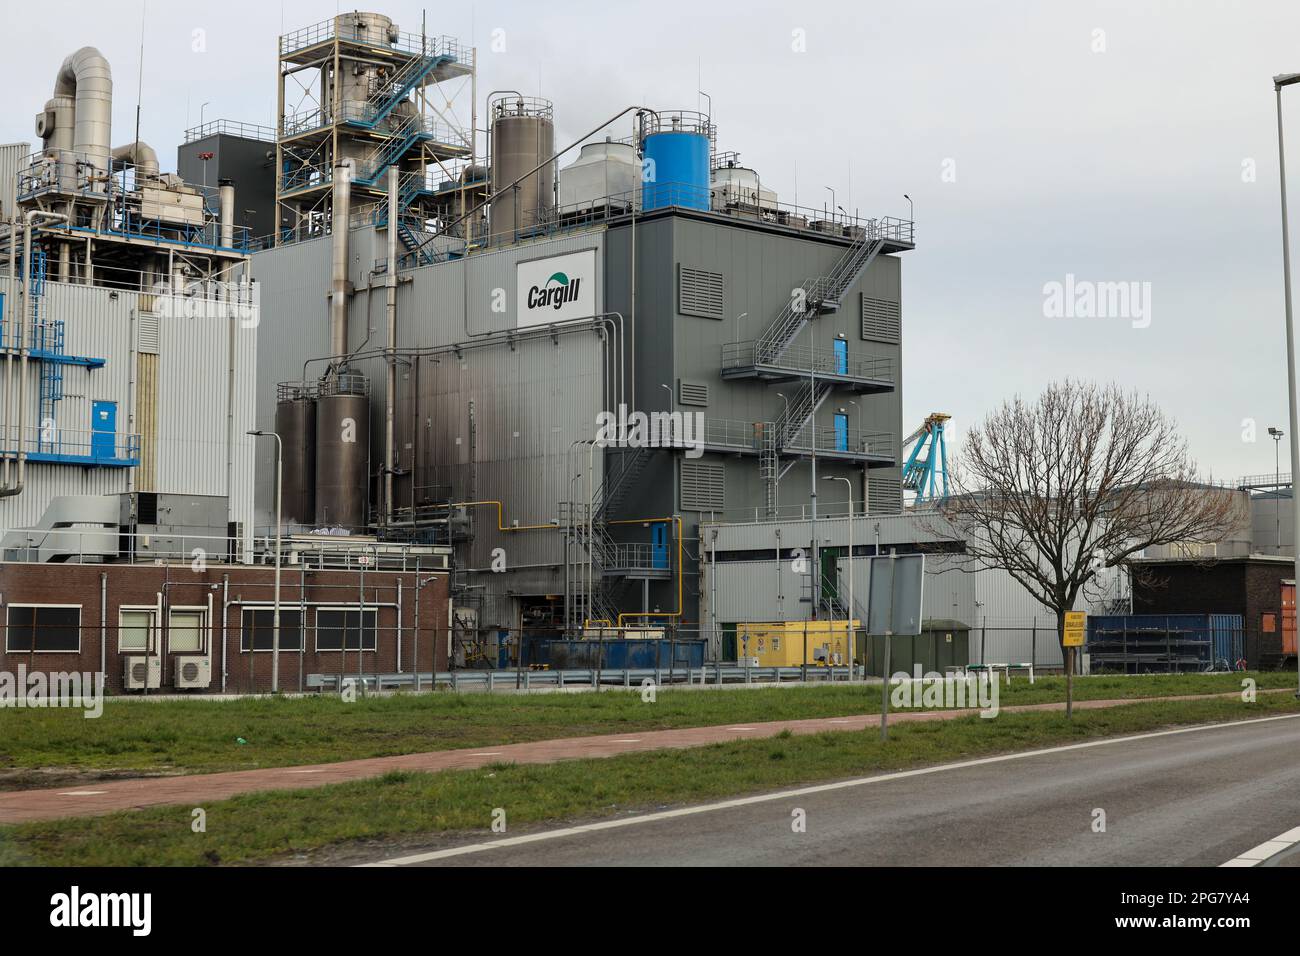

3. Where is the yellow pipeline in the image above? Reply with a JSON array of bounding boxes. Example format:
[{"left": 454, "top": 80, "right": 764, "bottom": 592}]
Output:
[
  {"left": 451, "top": 500, "right": 559, "bottom": 533},
  {"left": 609, "top": 516, "right": 683, "bottom": 627}
]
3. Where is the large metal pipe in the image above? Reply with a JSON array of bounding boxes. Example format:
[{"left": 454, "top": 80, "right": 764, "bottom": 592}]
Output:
[
  {"left": 111, "top": 141, "right": 159, "bottom": 179},
  {"left": 53, "top": 48, "right": 112, "bottom": 192},
  {"left": 218, "top": 179, "right": 235, "bottom": 247},
  {"left": 330, "top": 159, "right": 355, "bottom": 366},
  {"left": 384, "top": 166, "right": 398, "bottom": 526}
]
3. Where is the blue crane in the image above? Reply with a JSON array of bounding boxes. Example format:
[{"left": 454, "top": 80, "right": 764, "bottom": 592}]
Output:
[{"left": 901, "top": 413, "right": 951, "bottom": 503}]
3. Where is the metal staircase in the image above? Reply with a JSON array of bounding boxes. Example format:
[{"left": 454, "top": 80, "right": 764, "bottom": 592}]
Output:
[
  {"left": 354, "top": 53, "right": 446, "bottom": 128},
  {"left": 595, "top": 445, "right": 651, "bottom": 521},
  {"left": 354, "top": 115, "right": 432, "bottom": 187},
  {"left": 753, "top": 228, "right": 887, "bottom": 366},
  {"left": 372, "top": 171, "right": 442, "bottom": 267},
  {"left": 774, "top": 378, "right": 834, "bottom": 449}
]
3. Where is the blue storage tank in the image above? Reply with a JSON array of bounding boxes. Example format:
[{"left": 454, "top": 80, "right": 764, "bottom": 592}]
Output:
[{"left": 641, "top": 112, "right": 711, "bottom": 211}]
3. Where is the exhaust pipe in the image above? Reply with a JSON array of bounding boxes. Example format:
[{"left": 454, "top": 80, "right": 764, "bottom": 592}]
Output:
[
  {"left": 329, "top": 159, "right": 355, "bottom": 368},
  {"left": 53, "top": 48, "right": 112, "bottom": 193}
]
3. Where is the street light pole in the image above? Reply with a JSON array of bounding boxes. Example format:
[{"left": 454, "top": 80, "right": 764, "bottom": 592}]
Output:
[
  {"left": 825, "top": 476, "right": 854, "bottom": 680},
  {"left": 248, "top": 430, "right": 283, "bottom": 693},
  {"left": 1269, "top": 426, "right": 1284, "bottom": 553},
  {"left": 1274, "top": 72, "right": 1300, "bottom": 697}
]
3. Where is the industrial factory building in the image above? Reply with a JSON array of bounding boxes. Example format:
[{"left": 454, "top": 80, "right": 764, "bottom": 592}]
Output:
[{"left": 240, "top": 10, "right": 913, "bottom": 658}]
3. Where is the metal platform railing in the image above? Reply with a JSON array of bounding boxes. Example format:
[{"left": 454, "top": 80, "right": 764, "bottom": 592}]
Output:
[
  {"left": 720, "top": 340, "right": 895, "bottom": 381},
  {"left": 306, "top": 664, "right": 857, "bottom": 693}
]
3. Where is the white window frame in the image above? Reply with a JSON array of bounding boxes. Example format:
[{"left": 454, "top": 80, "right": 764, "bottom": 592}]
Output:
[
  {"left": 315, "top": 606, "right": 379, "bottom": 653},
  {"left": 168, "top": 606, "right": 208, "bottom": 654},
  {"left": 118, "top": 606, "right": 158, "bottom": 654},
  {"left": 5, "top": 603, "right": 83, "bottom": 654}
]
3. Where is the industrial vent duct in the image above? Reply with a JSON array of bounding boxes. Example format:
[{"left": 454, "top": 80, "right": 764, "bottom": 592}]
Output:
[
  {"left": 51, "top": 47, "right": 113, "bottom": 191},
  {"left": 869, "top": 476, "right": 903, "bottom": 515},
  {"left": 681, "top": 460, "right": 725, "bottom": 511},
  {"left": 678, "top": 266, "right": 725, "bottom": 319},
  {"left": 861, "top": 295, "right": 901, "bottom": 344},
  {"left": 678, "top": 381, "right": 710, "bottom": 407}
]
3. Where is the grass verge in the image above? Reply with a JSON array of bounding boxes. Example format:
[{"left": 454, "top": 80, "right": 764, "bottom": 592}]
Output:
[
  {"left": 1, "top": 692, "right": 1296, "bottom": 866},
  {"left": 0, "top": 671, "right": 1290, "bottom": 782}
]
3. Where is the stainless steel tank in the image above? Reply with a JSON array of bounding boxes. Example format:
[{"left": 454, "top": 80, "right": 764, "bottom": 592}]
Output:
[
  {"left": 489, "top": 96, "right": 555, "bottom": 241},
  {"left": 275, "top": 386, "right": 317, "bottom": 525},
  {"left": 314, "top": 376, "right": 370, "bottom": 530}
]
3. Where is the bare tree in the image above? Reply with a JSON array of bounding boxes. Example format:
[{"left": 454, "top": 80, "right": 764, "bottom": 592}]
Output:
[{"left": 936, "top": 381, "right": 1239, "bottom": 658}]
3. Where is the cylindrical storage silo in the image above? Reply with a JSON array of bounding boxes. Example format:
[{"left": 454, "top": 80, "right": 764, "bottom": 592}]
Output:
[
  {"left": 275, "top": 384, "right": 317, "bottom": 526},
  {"left": 640, "top": 111, "right": 712, "bottom": 211},
  {"left": 489, "top": 96, "right": 555, "bottom": 242},
  {"left": 315, "top": 374, "right": 370, "bottom": 531}
]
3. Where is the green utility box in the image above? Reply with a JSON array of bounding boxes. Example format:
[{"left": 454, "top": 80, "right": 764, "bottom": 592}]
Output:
[{"left": 864, "top": 619, "right": 971, "bottom": 677}]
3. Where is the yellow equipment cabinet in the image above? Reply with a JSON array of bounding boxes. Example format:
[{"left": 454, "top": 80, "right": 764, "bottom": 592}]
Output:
[{"left": 736, "top": 621, "right": 859, "bottom": 667}]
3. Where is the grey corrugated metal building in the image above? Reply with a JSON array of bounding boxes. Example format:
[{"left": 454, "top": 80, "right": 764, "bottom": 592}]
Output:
[
  {"left": 251, "top": 196, "right": 912, "bottom": 637},
  {"left": 701, "top": 510, "right": 1131, "bottom": 668}
]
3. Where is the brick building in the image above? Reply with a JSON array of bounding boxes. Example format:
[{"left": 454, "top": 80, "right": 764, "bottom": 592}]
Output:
[
  {"left": 1131, "top": 555, "right": 1292, "bottom": 669},
  {"left": 0, "top": 562, "right": 451, "bottom": 694}
]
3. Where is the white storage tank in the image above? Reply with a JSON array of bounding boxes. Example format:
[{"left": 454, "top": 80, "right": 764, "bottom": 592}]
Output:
[
  {"left": 557, "top": 138, "right": 640, "bottom": 215},
  {"left": 711, "top": 160, "right": 777, "bottom": 212}
]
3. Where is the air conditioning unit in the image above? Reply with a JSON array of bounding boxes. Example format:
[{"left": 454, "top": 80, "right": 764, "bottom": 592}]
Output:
[
  {"left": 123, "top": 655, "right": 162, "bottom": 690},
  {"left": 173, "top": 656, "right": 211, "bottom": 689}
]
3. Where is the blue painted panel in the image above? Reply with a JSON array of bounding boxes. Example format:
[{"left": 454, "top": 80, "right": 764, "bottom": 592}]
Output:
[
  {"left": 652, "top": 522, "right": 669, "bottom": 570},
  {"left": 90, "top": 401, "right": 116, "bottom": 460},
  {"left": 833, "top": 338, "right": 848, "bottom": 375},
  {"left": 834, "top": 413, "right": 849, "bottom": 452},
  {"left": 642, "top": 132, "right": 710, "bottom": 210}
]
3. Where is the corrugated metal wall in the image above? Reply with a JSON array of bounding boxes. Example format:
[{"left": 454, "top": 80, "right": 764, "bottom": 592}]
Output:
[
  {"left": 702, "top": 511, "right": 1125, "bottom": 666},
  {"left": 0, "top": 143, "right": 29, "bottom": 221},
  {"left": 0, "top": 276, "right": 257, "bottom": 538}
]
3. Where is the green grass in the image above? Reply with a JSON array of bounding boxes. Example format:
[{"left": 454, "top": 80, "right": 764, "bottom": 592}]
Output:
[
  {"left": 0, "top": 671, "right": 1290, "bottom": 782},
  {"left": 2, "top": 692, "right": 1296, "bottom": 867}
]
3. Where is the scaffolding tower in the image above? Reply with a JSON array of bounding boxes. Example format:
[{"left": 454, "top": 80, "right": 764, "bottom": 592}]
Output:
[{"left": 274, "top": 11, "right": 479, "bottom": 252}]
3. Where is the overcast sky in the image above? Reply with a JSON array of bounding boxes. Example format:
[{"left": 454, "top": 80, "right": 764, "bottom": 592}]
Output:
[{"left": 5, "top": 0, "right": 1299, "bottom": 481}]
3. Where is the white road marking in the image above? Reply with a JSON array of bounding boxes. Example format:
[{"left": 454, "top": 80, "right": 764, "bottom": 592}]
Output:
[
  {"left": 362, "top": 712, "right": 1300, "bottom": 867},
  {"left": 285, "top": 769, "right": 325, "bottom": 774},
  {"left": 58, "top": 790, "right": 108, "bottom": 796},
  {"left": 1220, "top": 825, "right": 1300, "bottom": 867},
  {"left": 612, "top": 739, "right": 642, "bottom": 743},
  {"left": 469, "top": 752, "right": 503, "bottom": 757}
]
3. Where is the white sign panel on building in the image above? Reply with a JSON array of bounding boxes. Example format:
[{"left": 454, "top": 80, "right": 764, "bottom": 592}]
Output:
[{"left": 516, "top": 249, "right": 597, "bottom": 328}]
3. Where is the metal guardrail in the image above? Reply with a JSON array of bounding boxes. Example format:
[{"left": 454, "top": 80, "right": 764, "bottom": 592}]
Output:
[
  {"left": 699, "top": 418, "right": 893, "bottom": 458},
  {"left": 721, "top": 340, "right": 895, "bottom": 381},
  {"left": 0, "top": 424, "right": 139, "bottom": 464},
  {"left": 184, "top": 119, "right": 277, "bottom": 144},
  {"left": 279, "top": 17, "right": 475, "bottom": 67},
  {"left": 306, "top": 664, "right": 857, "bottom": 692}
]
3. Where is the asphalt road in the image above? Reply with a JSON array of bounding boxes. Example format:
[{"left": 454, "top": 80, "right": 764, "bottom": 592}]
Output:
[{"left": 364, "top": 715, "right": 1300, "bottom": 867}]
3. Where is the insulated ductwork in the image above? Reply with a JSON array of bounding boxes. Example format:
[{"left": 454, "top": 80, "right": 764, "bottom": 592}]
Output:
[
  {"left": 330, "top": 158, "right": 355, "bottom": 364},
  {"left": 111, "top": 141, "right": 159, "bottom": 179},
  {"left": 53, "top": 47, "right": 113, "bottom": 192}
]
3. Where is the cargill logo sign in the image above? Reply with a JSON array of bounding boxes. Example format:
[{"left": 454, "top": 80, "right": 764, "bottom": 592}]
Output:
[
  {"left": 516, "top": 250, "right": 595, "bottom": 328},
  {"left": 527, "top": 271, "right": 582, "bottom": 311}
]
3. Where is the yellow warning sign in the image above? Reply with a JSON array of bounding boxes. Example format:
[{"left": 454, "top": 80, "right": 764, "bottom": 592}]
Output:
[{"left": 1063, "top": 611, "right": 1086, "bottom": 647}]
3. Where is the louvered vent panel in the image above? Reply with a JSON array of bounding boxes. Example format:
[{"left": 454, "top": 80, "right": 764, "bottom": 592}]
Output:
[
  {"left": 679, "top": 266, "right": 725, "bottom": 319},
  {"left": 861, "top": 296, "right": 901, "bottom": 344},
  {"left": 681, "top": 460, "right": 725, "bottom": 511}
]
